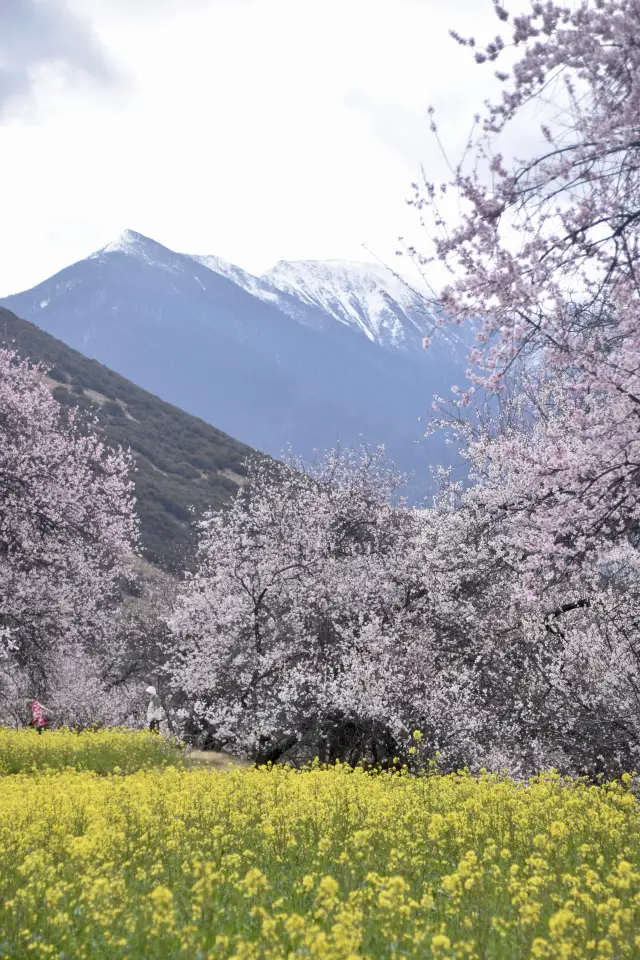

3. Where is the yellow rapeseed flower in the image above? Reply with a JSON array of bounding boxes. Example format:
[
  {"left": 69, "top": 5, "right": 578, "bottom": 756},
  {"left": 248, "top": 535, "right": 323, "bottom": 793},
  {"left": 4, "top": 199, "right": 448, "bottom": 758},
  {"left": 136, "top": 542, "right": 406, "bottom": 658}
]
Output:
[{"left": 0, "top": 729, "right": 638, "bottom": 958}]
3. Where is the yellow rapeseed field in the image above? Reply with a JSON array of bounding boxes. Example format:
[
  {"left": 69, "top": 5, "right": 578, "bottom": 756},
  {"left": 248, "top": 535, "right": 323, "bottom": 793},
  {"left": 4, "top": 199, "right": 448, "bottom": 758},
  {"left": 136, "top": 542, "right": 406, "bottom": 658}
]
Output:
[
  {"left": 0, "top": 727, "right": 180, "bottom": 776},
  {"left": 0, "top": 731, "right": 639, "bottom": 959}
]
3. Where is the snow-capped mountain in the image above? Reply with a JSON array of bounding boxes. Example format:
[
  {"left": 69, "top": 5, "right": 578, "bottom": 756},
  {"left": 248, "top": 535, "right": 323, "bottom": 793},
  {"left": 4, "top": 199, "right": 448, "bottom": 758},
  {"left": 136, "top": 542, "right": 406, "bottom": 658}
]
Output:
[
  {"left": 262, "top": 259, "right": 440, "bottom": 354},
  {"left": 1, "top": 230, "right": 470, "bottom": 498},
  {"left": 111, "top": 232, "right": 461, "bottom": 360},
  {"left": 188, "top": 250, "right": 450, "bottom": 358}
]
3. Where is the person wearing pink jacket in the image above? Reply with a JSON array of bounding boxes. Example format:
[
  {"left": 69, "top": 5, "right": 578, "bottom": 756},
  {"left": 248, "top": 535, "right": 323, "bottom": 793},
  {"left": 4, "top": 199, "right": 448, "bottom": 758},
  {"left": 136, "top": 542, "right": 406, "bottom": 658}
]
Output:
[{"left": 27, "top": 699, "right": 52, "bottom": 733}]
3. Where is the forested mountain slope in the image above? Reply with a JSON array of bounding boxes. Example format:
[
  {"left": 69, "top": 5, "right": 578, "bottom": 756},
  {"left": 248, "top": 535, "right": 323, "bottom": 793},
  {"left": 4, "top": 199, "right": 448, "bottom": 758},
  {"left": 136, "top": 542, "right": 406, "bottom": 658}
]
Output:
[{"left": 0, "top": 307, "right": 262, "bottom": 571}]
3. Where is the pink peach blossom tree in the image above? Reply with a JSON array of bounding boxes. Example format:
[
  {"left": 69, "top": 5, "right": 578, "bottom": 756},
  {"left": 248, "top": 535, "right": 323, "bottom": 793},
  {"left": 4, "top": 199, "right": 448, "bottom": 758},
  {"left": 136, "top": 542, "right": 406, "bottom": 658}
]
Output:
[
  {"left": 412, "top": 0, "right": 640, "bottom": 578},
  {"left": 167, "top": 448, "right": 485, "bottom": 766},
  {"left": 0, "top": 348, "right": 138, "bottom": 703}
]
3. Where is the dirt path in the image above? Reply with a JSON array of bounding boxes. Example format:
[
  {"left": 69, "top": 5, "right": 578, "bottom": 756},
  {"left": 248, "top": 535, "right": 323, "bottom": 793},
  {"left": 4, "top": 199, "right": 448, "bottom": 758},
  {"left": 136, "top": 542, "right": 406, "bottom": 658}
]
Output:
[{"left": 185, "top": 749, "right": 251, "bottom": 771}]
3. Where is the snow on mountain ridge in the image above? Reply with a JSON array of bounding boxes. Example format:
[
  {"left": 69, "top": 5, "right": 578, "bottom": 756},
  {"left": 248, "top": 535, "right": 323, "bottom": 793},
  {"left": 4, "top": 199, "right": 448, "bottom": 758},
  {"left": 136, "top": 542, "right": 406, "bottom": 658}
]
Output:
[
  {"left": 261, "top": 258, "right": 438, "bottom": 352},
  {"left": 190, "top": 253, "right": 283, "bottom": 305}
]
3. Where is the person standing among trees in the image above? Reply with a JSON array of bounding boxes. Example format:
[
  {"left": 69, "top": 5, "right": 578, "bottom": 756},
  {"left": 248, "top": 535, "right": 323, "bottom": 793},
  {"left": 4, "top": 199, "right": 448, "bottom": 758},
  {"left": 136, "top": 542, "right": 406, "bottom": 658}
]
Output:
[
  {"left": 27, "top": 699, "right": 51, "bottom": 734},
  {"left": 146, "top": 686, "right": 165, "bottom": 733}
]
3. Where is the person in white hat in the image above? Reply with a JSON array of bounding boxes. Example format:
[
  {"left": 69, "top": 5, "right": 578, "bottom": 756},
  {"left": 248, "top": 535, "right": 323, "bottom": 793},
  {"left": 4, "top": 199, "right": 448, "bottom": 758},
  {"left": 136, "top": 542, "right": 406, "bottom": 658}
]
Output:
[{"left": 146, "top": 686, "right": 165, "bottom": 733}]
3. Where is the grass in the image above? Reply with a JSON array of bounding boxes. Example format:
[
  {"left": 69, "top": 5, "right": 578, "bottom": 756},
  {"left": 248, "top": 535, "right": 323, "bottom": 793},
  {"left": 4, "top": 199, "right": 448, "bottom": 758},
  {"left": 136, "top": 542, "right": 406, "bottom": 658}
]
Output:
[{"left": 0, "top": 731, "right": 639, "bottom": 958}]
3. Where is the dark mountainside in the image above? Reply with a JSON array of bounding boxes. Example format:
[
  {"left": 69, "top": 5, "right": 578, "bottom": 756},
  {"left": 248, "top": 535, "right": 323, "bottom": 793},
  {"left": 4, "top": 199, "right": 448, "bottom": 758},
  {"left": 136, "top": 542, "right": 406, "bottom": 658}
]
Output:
[
  {"left": 1, "top": 232, "right": 469, "bottom": 498},
  {"left": 0, "top": 306, "right": 261, "bottom": 571}
]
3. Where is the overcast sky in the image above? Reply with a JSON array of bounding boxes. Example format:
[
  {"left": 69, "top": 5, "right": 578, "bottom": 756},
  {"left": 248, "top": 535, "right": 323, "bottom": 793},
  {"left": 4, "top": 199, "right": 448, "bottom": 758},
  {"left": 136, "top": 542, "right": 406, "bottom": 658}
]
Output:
[{"left": 0, "top": 0, "right": 520, "bottom": 296}]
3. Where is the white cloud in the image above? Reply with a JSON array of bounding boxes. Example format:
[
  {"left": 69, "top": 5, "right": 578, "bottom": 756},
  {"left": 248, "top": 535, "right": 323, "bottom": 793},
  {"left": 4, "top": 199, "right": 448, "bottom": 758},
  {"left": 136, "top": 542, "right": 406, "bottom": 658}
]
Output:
[
  {"left": 0, "top": 0, "right": 530, "bottom": 297},
  {"left": 0, "top": 0, "right": 118, "bottom": 119}
]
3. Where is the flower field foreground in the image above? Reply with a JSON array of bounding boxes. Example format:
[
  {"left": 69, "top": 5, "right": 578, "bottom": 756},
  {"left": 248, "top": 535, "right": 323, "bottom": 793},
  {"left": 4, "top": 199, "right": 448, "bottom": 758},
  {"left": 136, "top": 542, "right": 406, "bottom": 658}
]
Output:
[
  {"left": 1, "top": 765, "right": 639, "bottom": 958},
  {"left": 0, "top": 728, "right": 181, "bottom": 775}
]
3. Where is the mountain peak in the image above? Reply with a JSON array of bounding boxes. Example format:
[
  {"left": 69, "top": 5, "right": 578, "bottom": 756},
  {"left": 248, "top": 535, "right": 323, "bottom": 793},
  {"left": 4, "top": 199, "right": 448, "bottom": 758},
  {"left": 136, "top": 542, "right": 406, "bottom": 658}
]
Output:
[
  {"left": 97, "top": 227, "right": 161, "bottom": 255},
  {"left": 100, "top": 229, "right": 154, "bottom": 255},
  {"left": 88, "top": 230, "right": 186, "bottom": 273}
]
